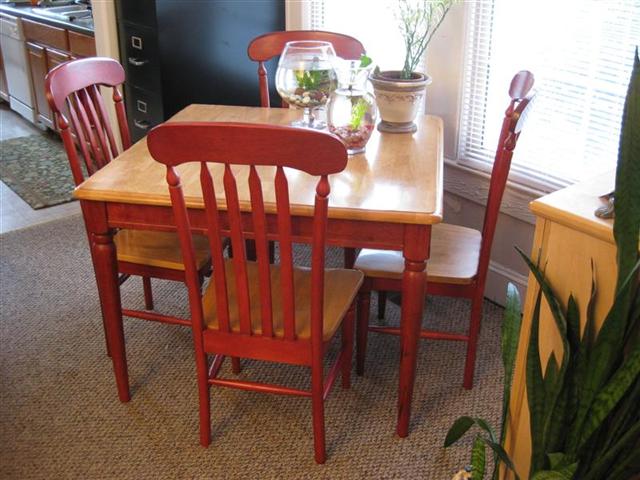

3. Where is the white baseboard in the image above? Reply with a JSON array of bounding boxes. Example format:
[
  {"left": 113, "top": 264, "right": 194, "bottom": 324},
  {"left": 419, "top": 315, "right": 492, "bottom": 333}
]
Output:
[{"left": 484, "top": 260, "right": 529, "bottom": 306}]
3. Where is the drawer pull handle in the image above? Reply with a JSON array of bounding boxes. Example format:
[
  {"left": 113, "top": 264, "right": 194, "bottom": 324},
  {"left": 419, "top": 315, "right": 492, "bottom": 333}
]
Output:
[
  {"left": 128, "top": 57, "right": 148, "bottom": 67},
  {"left": 134, "top": 119, "right": 150, "bottom": 130},
  {"left": 136, "top": 100, "right": 147, "bottom": 113}
]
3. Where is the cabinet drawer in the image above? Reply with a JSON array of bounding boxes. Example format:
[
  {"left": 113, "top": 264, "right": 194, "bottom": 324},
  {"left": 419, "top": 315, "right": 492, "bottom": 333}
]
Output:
[
  {"left": 120, "top": 23, "right": 161, "bottom": 92},
  {"left": 125, "top": 85, "right": 163, "bottom": 142},
  {"left": 115, "top": 0, "right": 157, "bottom": 28},
  {"left": 68, "top": 31, "right": 96, "bottom": 57},
  {"left": 22, "top": 18, "right": 68, "bottom": 50}
]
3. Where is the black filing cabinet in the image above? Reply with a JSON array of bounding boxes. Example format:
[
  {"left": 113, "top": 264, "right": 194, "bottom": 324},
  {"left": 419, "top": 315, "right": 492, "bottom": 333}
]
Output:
[{"left": 115, "top": 0, "right": 285, "bottom": 142}]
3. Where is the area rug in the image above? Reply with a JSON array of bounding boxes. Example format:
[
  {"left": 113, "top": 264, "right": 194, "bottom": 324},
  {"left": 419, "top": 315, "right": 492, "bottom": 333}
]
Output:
[
  {"left": 0, "top": 133, "right": 74, "bottom": 209},
  {"left": 0, "top": 215, "right": 504, "bottom": 479}
]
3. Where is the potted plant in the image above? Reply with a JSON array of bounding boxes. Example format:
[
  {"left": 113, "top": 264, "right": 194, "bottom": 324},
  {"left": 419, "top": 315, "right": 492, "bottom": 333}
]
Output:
[
  {"left": 370, "top": 0, "right": 456, "bottom": 133},
  {"left": 444, "top": 50, "right": 640, "bottom": 480}
]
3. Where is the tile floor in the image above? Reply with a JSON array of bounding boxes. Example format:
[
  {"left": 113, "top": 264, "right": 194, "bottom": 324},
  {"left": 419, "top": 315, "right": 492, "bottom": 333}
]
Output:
[{"left": 0, "top": 102, "right": 80, "bottom": 233}]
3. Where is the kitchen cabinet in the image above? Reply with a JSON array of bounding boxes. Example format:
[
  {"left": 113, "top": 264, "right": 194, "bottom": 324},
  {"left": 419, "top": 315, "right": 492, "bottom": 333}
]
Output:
[
  {"left": 25, "top": 42, "right": 49, "bottom": 126},
  {"left": 22, "top": 17, "right": 95, "bottom": 128},
  {"left": 0, "top": 43, "right": 8, "bottom": 102}
]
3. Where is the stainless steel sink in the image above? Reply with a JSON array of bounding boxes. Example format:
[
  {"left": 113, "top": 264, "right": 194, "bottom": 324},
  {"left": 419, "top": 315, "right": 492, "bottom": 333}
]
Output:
[
  {"left": 36, "top": 5, "right": 84, "bottom": 13},
  {"left": 31, "top": 5, "right": 93, "bottom": 26}
]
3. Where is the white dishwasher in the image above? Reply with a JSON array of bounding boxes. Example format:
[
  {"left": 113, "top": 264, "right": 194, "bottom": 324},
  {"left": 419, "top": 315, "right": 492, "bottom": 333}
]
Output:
[{"left": 0, "top": 13, "right": 36, "bottom": 122}]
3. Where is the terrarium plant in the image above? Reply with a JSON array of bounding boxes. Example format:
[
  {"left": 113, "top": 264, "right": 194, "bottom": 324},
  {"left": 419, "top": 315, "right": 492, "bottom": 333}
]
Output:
[
  {"left": 371, "top": 0, "right": 457, "bottom": 133},
  {"left": 444, "top": 49, "right": 640, "bottom": 480}
]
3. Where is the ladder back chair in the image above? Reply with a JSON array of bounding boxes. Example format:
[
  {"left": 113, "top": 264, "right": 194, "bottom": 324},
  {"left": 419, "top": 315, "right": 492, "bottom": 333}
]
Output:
[
  {"left": 248, "top": 30, "right": 365, "bottom": 268},
  {"left": 354, "top": 70, "right": 536, "bottom": 389},
  {"left": 147, "top": 121, "right": 363, "bottom": 464},
  {"left": 45, "top": 57, "right": 213, "bottom": 350}
]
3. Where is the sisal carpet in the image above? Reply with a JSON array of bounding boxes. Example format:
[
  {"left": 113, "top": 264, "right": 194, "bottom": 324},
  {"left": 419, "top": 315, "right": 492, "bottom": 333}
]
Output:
[
  {"left": 0, "top": 215, "right": 504, "bottom": 479},
  {"left": 0, "top": 134, "right": 75, "bottom": 210}
]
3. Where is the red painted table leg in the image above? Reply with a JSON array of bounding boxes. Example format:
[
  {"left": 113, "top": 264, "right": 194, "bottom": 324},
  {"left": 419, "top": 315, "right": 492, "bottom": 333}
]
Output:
[
  {"left": 396, "top": 225, "right": 430, "bottom": 437},
  {"left": 83, "top": 201, "right": 130, "bottom": 402}
]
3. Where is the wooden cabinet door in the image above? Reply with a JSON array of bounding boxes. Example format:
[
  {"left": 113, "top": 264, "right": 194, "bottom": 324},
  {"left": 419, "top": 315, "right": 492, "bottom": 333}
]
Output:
[
  {"left": 0, "top": 44, "right": 9, "bottom": 102},
  {"left": 46, "top": 49, "right": 72, "bottom": 131},
  {"left": 26, "top": 41, "right": 52, "bottom": 128},
  {"left": 46, "top": 48, "right": 71, "bottom": 70}
]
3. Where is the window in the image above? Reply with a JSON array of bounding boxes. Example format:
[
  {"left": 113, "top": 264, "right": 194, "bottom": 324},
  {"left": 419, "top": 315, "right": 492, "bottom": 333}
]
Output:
[
  {"left": 309, "top": 0, "right": 639, "bottom": 190},
  {"left": 310, "top": 1, "right": 407, "bottom": 72},
  {"left": 459, "top": 0, "right": 639, "bottom": 188}
]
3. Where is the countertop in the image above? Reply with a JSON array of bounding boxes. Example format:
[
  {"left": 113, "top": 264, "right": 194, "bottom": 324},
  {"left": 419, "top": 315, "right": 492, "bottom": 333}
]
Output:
[{"left": 0, "top": 3, "right": 94, "bottom": 36}]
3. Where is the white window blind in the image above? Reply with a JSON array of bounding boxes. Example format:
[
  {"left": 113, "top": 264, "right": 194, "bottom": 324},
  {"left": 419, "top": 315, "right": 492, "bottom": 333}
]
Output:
[{"left": 459, "top": 0, "right": 640, "bottom": 188}]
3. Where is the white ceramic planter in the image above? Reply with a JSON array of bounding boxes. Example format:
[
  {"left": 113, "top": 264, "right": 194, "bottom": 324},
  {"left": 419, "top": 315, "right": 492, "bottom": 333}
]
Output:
[{"left": 370, "top": 71, "right": 431, "bottom": 133}]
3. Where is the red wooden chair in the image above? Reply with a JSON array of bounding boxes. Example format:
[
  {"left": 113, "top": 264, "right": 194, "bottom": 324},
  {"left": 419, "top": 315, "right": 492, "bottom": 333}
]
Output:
[
  {"left": 147, "top": 121, "right": 363, "bottom": 464},
  {"left": 248, "top": 30, "right": 365, "bottom": 108},
  {"left": 354, "top": 71, "right": 536, "bottom": 389},
  {"left": 45, "top": 57, "right": 212, "bottom": 347},
  {"left": 248, "top": 31, "right": 365, "bottom": 268}
]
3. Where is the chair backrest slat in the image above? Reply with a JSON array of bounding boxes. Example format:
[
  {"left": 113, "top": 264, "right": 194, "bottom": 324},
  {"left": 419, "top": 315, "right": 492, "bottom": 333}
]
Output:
[
  {"left": 248, "top": 31, "right": 365, "bottom": 108},
  {"left": 89, "top": 84, "right": 119, "bottom": 158},
  {"left": 248, "top": 165, "right": 274, "bottom": 337},
  {"left": 200, "top": 163, "right": 231, "bottom": 333},
  {"left": 45, "top": 57, "right": 131, "bottom": 186},
  {"left": 310, "top": 175, "right": 330, "bottom": 346},
  {"left": 274, "top": 166, "right": 296, "bottom": 340},
  {"left": 478, "top": 70, "right": 536, "bottom": 283},
  {"left": 223, "top": 164, "right": 252, "bottom": 335},
  {"left": 147, "top": 122, "right": 347, "bottom": 344},
  {"left": 66, "top": 92, "right": 98, "bottom": 176},
  {"left": 77, "top": 88, "right": 110, "bottom": 169}
]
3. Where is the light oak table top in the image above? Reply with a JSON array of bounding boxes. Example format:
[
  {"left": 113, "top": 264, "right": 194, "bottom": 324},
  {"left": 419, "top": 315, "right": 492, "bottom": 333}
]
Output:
[{"left": 74, "top": 104, "right": 443, "bottom": 226}]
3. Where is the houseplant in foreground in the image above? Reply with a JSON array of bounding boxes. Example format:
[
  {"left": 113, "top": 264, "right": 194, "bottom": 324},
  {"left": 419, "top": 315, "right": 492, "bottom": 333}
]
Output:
[
  {"left": 370, "top": 0, "right": 456, "bottom": 133},
  {"left": 444, "top": 49, "right": 640, "bottom": 479}
]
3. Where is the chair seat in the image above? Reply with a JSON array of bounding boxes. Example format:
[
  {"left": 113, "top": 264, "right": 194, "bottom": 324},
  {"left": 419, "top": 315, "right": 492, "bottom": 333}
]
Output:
[
  {"left": 114, "top": 229, "right": 211, "bottom": 271},
  {"left": 354, "top": 223, "right": 482, "bottom": 285},
  {"left": 203, "top": 260, "right": 363, "bottom": 341}
]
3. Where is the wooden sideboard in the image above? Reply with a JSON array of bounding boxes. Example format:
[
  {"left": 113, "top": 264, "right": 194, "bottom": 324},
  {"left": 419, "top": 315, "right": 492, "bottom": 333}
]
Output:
[{"left": 503, "top": 171, "right": 619, "bottom": 479}]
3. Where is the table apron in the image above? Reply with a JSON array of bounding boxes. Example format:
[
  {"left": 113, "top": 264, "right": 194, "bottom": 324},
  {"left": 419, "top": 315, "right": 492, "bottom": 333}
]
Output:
[{"left": 101, "top": 201, "right": 420, "bottom": 251}]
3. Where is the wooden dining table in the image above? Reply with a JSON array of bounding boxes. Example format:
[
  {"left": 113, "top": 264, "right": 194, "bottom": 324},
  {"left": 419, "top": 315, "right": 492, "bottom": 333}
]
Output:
[{"left": 74, "top": 104, "right": 443, "bottom": 437}]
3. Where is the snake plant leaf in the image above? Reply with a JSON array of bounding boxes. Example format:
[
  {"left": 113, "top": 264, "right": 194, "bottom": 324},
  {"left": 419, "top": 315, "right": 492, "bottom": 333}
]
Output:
[
  {"left": 516, "top": 247, "right": 571, "bottom": 375},
  {"left": 565, "top": 295, "right": 580, "bottom": 356},
  {"left": 444, "top": 416, "right": 475, "bottom": 447},
  {"left": 501, "top": 283, "right": 523, "bottom": 443},
  {"left": 530, "top": 462, "right": 578, "bottom": 480},
  {"left": 606, "top": 442, "right": 640, "bottom": 480},
  {"left": 601, "top": 376, "right": 640, "bottom": 453},
  {"left": 582, "top": 418, "right": 640, "bottom": 480},
  {"left": 578, "top": 343, "right": 640, "bottom": 446},
  {"left": 613, "top": 47, "right": 640, "bottom": 291},
  {"left": 546, "top": 452, "right": 570, "bottom": 470},
  {"left": 564, "top": 268, "right": 597, "bottom": 453},
  {"left": 569, "top": 259, "right": 640, "bottom": 453},
  {"left": 526, "top": 291, "right": 546, "bottom": 472},
  {"left": 471, "top": 436, "right": 486, "bottom": 480},
  {"left": 519, "top": 248, "right": 577, "bottom": 463},
  {"left": 546, "top": 384, "right": 570, "bottom": 455}
]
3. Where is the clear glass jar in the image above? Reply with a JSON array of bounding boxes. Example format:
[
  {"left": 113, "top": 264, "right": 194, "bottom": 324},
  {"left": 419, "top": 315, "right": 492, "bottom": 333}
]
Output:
[
  {"left": 275, "top": 41, "right": 338, "bottom": 129},
  {"left": 326, "top": 60, "right": 377, "bottom": 154}
]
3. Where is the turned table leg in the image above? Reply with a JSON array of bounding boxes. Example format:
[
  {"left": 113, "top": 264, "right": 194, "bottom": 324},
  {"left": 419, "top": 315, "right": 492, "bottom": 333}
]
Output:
[
  {"left": 82, "top": 201, "right": 130, "bottom": 402},
  {"left": 396, "top": 224, "right": 430, "bottom": 437}
]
